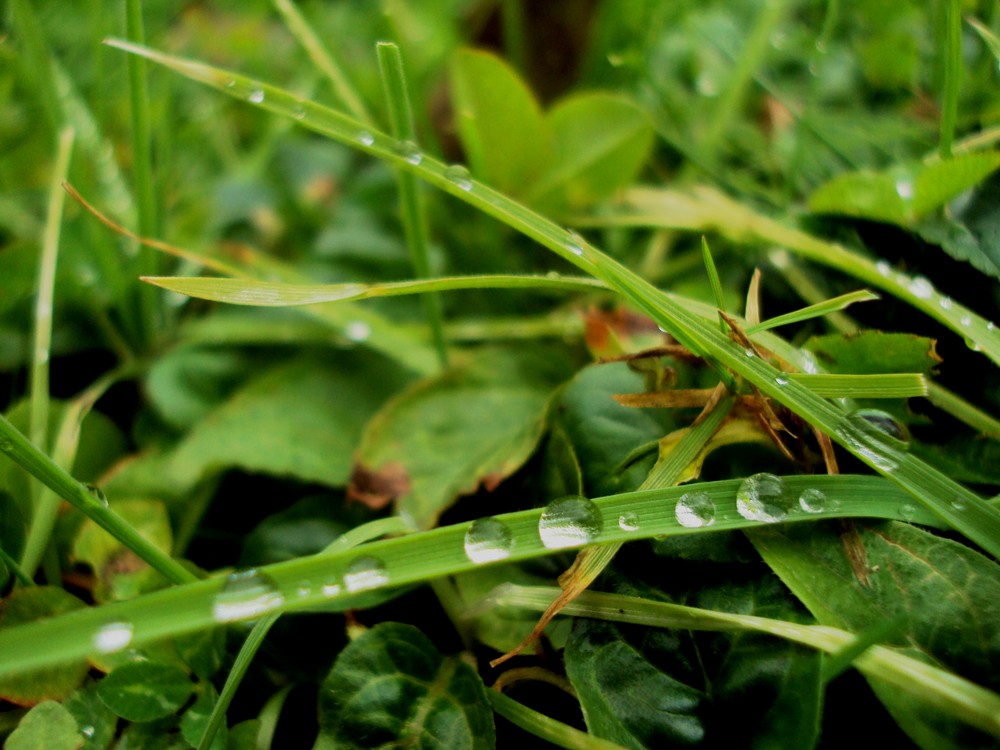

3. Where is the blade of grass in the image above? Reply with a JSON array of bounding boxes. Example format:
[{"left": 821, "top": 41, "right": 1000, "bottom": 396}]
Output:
[
  {"left": 743, "top": 289, "right": 878, "bottom": 334},
  {"left": 785, "top": 373, "right": 927, "bottom": 399},
  {"left": 0, "top": 473, "right": 945, "bottom": 676},
  {"left": 940, "top": 0, "right": 962, "bottom": 159},
  {"left": 925, "top": 382, "right": 1000, "bottom": 438},
  {"left": 377, "top": 41, "right": 448, "bottom": 368},
  {"left": 700, "top": 236, "right": 728, "bottom": 335},
  {"left": 102, "top": 42, "right": 1000, "bottom": 557},
  {"left": 488, "top": 690, "right": 630, "bottom": 750}
]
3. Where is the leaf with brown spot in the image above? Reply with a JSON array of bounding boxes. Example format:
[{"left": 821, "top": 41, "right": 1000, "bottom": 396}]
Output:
[{"left": 347, "top": 462, "right": 412, "bottom": 510}]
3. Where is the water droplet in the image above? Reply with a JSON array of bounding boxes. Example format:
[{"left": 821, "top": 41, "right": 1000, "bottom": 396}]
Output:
[
  {"left": 292, "top": 101, "right": 306, "bottom": 119},
  {"left": 81, "top": 725, "right": 95, "bottom": 739},
  {"left": 393, "top": 140, "right": 422, "bottom": 165},
  {"left": 538, "top": 496, "right": 603, "bottom": 549},
  {"left": 960, "top": 315, "right": 972, "bottom": 327},
  {"left": 444, "top": 164, "right": 473, "bottom": 191},
  {"left": 899, "top": 503, "right": 918, "bottom": 521},
  {"left": 464, "top": 517, "right": 514, "bottom": 563},
  {"left": 988, "top": 321, "right": 996, "bottom": 332},
  {"left": 951, "top": 498, "right": 967, "bottom": 511},
  {"left": 675, "top": 492, "right": 717, "bottom": 528},
  {"left": 876, "top": 260, "right": 892, "bottom": 277},
  {"left": 966, "top": 337, "right": 983, "bottom": 352},
  {"left": 908, "top": 276, "right": 934, "bottom": 299},
  {"left": 850, "top": 409, "right": 909, "bottom": 444},
  {"left": 564, "top": 230, "right": 586, "bottom": 257},
  {"left": 695, "top": 71, "right": 719, "bottom": 96},
  {"left": 895, "top": 179, "right": 914, "bottom": 200},
  {"left": 775, "top": 376, "right": 789, "bottom": 386},
  {"left": 344, "top": 320, "right": 371, "bottom": 342},
  {"left": 837, "top": 411, "right": 904, "bottom": 473},
  {"left": 618, "top": 511, "right": 640, "bottom": 532},
  {"left": 736, "top": 473, "right": 793, "bottom": 523},
  {"left": 296, "top": 584, "right": 311, "bottom": 598},
  {"left": 356, "top": 130, "right": 375, "bottom": 147},
  {"left": 248, "top": 89, "right": 265, "bottom": 104},
  {"left": 0, "top": 439, "right": 12, "bottom": 453},
  {"left": 225, "top": 79, "right": 237, "bottom": 89},
  {"left": 86, "top": 484, "right": 109, "bottom": 507},
  {"left": 939, "top": 296, "right": 953, "bottom": 310},
  {"left": 212, "top": 569, "right": 284, "bottom": 623},
  {"left": 321, "top": 581, "right": 341, "bottom": 597},
  {"left": 344, "top": 556, "right": 389, "bottom": 592},
  {"left": 93, "top": 621, "right": 134, "bottom": 653},
  {"left": 798, "top": 488, "right": 827, "bottom": 513},
  {"left": 744, "top": 348, "right": 756, "bottom": 358}
]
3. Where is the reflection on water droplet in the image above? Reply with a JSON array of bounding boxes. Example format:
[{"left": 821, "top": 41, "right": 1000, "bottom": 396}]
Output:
[
  {"left": 851, "top": 409, "right": 909, "bottom": 444},
  {"left": 248, "top": 89, "right": 265, "bottom": 104},
  {"left": 960, "top": 315, "right": 972, "bottom": 327},
  {"left": 464, "top": 517, "right": 514, "bottom": 563},
  {"left": 939, "top": 296, "right": 953, "bottom": 310},
  {"left": 951, "top": 498, "right": 967, "bottom": 511},
  {"left": 988, "top": 321, "right": 996, "bottom": 332},
  {"left": 895, "top": 180, "right": 914, "bottom": 200},
  {"left": 744, "top": 348, "right": 756, "bottom": 358},
  {"left": 675, "top": 491, "right": 717, "bottom": 528},
  {"left": 344, "top": 321, "right": 371, "bottom": 342},
  {"left": 296, "top": 584, "right": 311, "bottom": 598},
  {"left": 292, "top": 102, "right": 306, "bottom": 119},
  {"left": 775, "top": 376, "right": 789, "bottom": 386},
  {"left": 444, "top": 164, "right": 473, "bottom": 191},
  {"left": 86, "top": 484, "right": 109, "bottom": 507},
  {"left": 0, "top": 439, "right": 12, "bottom": 453},
  {"left": 736, "top": 473, "right": 793, "bottom": 523},
  {"left": 876, "top": 260, "right": 891, "bottom": 277},
  {"left": 837, "top": 409, "right": 907, "bottom": 472},
  {"left": 908, "top": 276, "right": 934, "bottom": 299},
  {"left": 94, "top": 621, "right": 134, "bottom": 653},
  {"left": 393, "top": 140, "right": 422, "bottom": 165},
  {"left": 798, "top": 488, "right": 827, "bottom": 513},
  {"left": 564, "top": 230, "right": 586, "bottom": 257},
  {"left": 357, "top": 131, "right": 375, "bottom": 146},
  {"left": 344, "top": 556, "right": 389, "bottom": 592},
  {"left": 213, "top": 569, "right": 284, "bottom": 623},
  {"left": 618, "top": 511, "right": 640, "bottom": 532},
  {"left": 321, "top": 581, "right": 341, "bottom": 597},
  {"left": 538, "top": 496, "right": 603, "bottom": 549},
  {"left": 81, "top": 725, "right": 95, "bottom": 738},
  {"left": 899, "top": 503, "right": 918, "bottom": 521}
]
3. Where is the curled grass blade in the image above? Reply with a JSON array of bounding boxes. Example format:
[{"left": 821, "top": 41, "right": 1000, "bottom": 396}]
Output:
[{"left": 104, "top": 42, "right": 1000, "bottom": 557}]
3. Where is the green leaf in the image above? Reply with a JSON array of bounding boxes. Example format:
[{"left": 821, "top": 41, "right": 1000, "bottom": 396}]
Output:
[
  {"left": 804, "top": 331, "right": 940, "bottom": 375},
  {"left": 916, "top": 171, "right": 1000, "bottom": 279},
  {"left": 180, "top": 682, "right": 227, "bottom": 750},
  {"left": 175, "top": 627, "right": 227, "bottom": 681},
  {"left": 63, "top": 681, "right": 118, "bottom": 750},
  {"left": 565, "top": 572, "right": 821, "bottom": 749},
  {"left": 0, "top": 587, "right": 88, "bottom": 704},
  {"left": 317, "top": 622, "right": 495, "bottom": 750},
  {"left": 449, "top": 48, "right": 547, "bottom": 196},
  {"left": 352, "top": 347, "right": 563, "bottom": 528},
  {"left": 160, "top": 353, "right": 410, "bottom": 493},
  {"left": 530, "top": 94, "right": 654, "bottom": 210},
  {"left": 751, "top": 521, "right": 1000, "bottom": 748},
  {"left": 96, "top": 661, "right": 194, "bottom": 722},
  {"left": 808, "top": 153, "right": 1000, "bottom": 225},
  {"left": 5, "top": 700, "right": 83, "bottom": 750},
  {"left": 72, "top": 499, "right": 173, "bottom": 602}
]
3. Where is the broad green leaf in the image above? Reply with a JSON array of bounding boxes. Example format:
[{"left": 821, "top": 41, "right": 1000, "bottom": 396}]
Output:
[
  {"left": 72, "top": 499, "right": 173, "bottom": 602},
  {"left": 5, "top": 700, "right": 83, "bottom": 750},
  {"left": 804, "top": 331, "right": 940, "bottom": 375},
  {"left": 316, "top": 622, "right": 495, "bottom": 750},
  {"left": 352, "top": 346, "right": 563, "bottom": 528},
  {"left": 0, "top": 587, "right": 88, "bottom": 704},
  {"left": 565, "top": 572, "right": 821, "bottom": 749},
  {"left": 96, "top": 661, "right": 193, "bottom": 722},
  {"left": 180, "top": 682, "right": 227, "bottom": 750},
  {"left": 450, "top": 48, "right": 547, "bottom": 196},
  {"left": 751, "top": 521, "right": 1000, "bottom": 748},
  {"left": 157, "top": 353, "right": 410, "bottom": 494},
  {"left": 807, "top": 153, "right": 1000, "bottom": 225},
  {"left": 64, "top": 681, "right": 118, "bottom": 750},
  {"left": 530, "top": 94, "right": 654, "bottom": 210},
  {"left": 917, "top": 171, "right": 1000, "bottom": 279}
]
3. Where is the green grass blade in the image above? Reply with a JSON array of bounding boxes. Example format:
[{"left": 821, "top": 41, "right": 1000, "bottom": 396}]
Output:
[
  {"left": 0, "top": 474, "right": 944, "bottom": 676},
  {"left": 140, "top": 274, "right": 609, "bottom": 305},
  {"left": 744, "top": 290, "right": 879, "bottom": 334},
  {"left": 700, "top": 236, "right": 728, "bottom": 335},
  {"left": 488, "top": 691, "right": 630, "bottom": 750},
  {"left": 377, "top": 41, "right": 448, "bottom": 368},
  {"left": 102, "top": 42, "right": 1000, "bottom": 558},
  {"left": 786, "top": 373, "right": 927, "bottom": 399},
  {"left": 940, "top": 0, "right": 962, "bottom": 159}
]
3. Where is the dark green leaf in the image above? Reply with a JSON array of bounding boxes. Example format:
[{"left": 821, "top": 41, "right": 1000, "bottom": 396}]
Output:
[
  {"left": 917, "top": 171, "right": 1000, "bottom": 279},
  {"left": 226, "top": 720, "right": 261, "bottom": 750},
  {"left": 180, "top": 682, "right": 227, "bottom": 750},
  {"left": 97, "top": 661, "right": 193, "bottom": 722},
  {"left": 174, "top": 627, "right": 227, "bottom": 681},
  {"left": 63, "top": 681, "right": 118, "bottom": 750},
  {"left": 0, "top": 587, "right": 88, "bottom": 704},
  {"left": 5, "top": 700, "right": 83, "bottom": 750},
  {"left": 317, "top": 622, "right": 495, "bottom": 750},
  {"left": 804, "top": 331, "right": 940, "bottom": 375}
]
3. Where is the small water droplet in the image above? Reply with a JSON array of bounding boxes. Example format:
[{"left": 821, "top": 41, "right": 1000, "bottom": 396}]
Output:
[
  {"left": 444, "top": 164, "right": 473, "bottom": 191},
  {"left": 464, "top": 517, "right": 514, "bottom": 563},
  {"left": 248, "top": 89, "right": 265, "bottom": 104},
  {"left": 321, "top": 581, "right": 341, "bottom": 597},
  {"left": 939, "top": 296, "right": 953, "bottom": 310},
  {"left": 875, "top": 260, "right": 892, "bottom": 277},
  {"left": 357, "top": 130, "right": 375, "bottom": 147},
  {"left": 81, "top": 725, "right": 95, "bottom": 739},
  {"left": 344, "top": 320, "right": 371, "bottom": 342},
  {"left": 296, "top": 584, "right": 311, "bottom": 598},
  {"left": 899, "top": 503, "right": 918, "bottom": 521},
  {"left": 93, "top": 621, "right": 134, "bottom": 653},
  {"left": 675, "top": 492, "right": 717, "bottom": 528},
  {"left": 225, "top": 79, "right": 236, "bottom": 89},
  {"left": 393, "top": 140, "right": 422, "bottom": 165},
  {"left": 86, "top": 484, "right": 109, "bottom": 507},
  {"left": 0, "top": 438, "right": 12, "bottom": 453},
  {"left": 564, "top": 230, "right": 586, "bottom": 257},
  {"left": 538, "top": 496, "right": 603, "bottom": 549},
  {"left": 744, "top": 348, "right": 756, "bottom": 358},
  {"left": 695, "top": 71, "right": 719, "bottom": 96},
  {"left": 213, "top": 569, "right": 284, "bottom": 623},
  {"left": 895, "top": 179, "right": 914, "bottom": 200},
  {"left": 960, "top": 315, "right": 972, "bottom": 327},
  {"left": 618, "top": 511, "right": 640, "bottom": 532},
  {"left": 798, "top": 488, "right": 827, "bottom": 513},
  {"left": 292, "top": 101, "right": 306, "bottom": 119},
  {"left": 908, "top": 276, "right": 934, "bottom": 299},
  {"left": 951, "top": 498, "right": 967, "bottom": 511},
  {"left": 344, "top": 556, "right": 389, "bottom": 592},
  {"left": 988, "top": 321, "right": 996, "bottom": 332},
  {"left": 775, "top": 376, "right": 789, "bottom": 386},
  {"left": 736, "top": 473, "right": 793, "bottom": 523}
]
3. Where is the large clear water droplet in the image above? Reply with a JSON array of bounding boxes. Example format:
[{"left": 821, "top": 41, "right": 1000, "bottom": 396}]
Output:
[
  {"left": 850, "top": 409, "right": 909, "bottom": 445},
  {"left": 444, "top": 164, "right": 473, "bottom": 191},
  {"left": 344, "top": 556, "right": 389, "bottom": 592},
  {"left": 93, "top": 620, "right": 134, "bottom": 653},
  {"left": 798, "top": 488, "right": 827, "bottom": 513},
  {"left": 212, "top": 569, "right": 284, "bottom": 623},
  {"left": 538, "top": 496, "right": 603, "bottom": 549},
  {"left": 464, "top": 517, "right": 514, "bottom": 563},
  {"left": 736, "top": 473, "right": 793, "bottom": 523},
  {"left": 393, "top": 140, "right": 422, "bottom": 165},
  {"left": 675, "top": 491, "right": 717, "bottom": 528}
]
